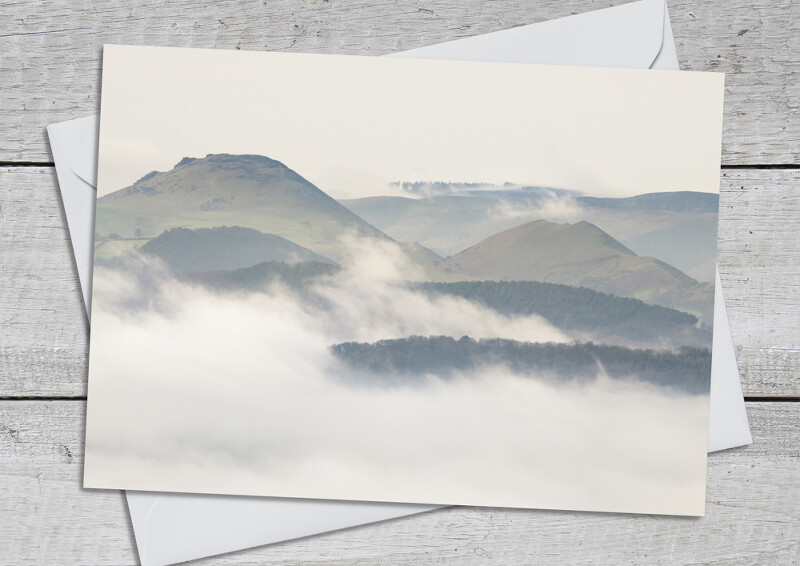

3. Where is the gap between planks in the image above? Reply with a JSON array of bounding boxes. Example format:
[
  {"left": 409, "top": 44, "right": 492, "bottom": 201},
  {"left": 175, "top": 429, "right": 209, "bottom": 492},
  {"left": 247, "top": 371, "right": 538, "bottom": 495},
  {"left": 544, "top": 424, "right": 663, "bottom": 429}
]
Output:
[{"left": 2, "top": 163, "right": 800, "bottom": 169}]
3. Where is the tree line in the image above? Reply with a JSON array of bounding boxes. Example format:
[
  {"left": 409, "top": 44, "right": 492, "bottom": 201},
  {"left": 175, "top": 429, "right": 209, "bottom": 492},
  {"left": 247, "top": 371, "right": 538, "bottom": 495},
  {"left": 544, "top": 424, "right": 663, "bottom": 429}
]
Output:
[{"left": 331, "top": 336, "right": 711, "bottom": 394}]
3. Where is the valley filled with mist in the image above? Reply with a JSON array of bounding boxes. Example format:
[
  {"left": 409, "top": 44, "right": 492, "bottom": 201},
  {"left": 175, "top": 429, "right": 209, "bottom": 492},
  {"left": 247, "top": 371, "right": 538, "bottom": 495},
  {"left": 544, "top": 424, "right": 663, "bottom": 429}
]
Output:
[{"left": 85, "top": 153, "right": 714, "bottom": 511}]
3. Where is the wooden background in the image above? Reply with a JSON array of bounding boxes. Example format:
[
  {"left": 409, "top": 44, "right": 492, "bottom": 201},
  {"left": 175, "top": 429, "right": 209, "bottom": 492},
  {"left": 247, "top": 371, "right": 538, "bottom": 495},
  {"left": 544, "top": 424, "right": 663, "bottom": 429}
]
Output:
[{"left": 1, "top": 0, "right": 798, "bottom": 563}]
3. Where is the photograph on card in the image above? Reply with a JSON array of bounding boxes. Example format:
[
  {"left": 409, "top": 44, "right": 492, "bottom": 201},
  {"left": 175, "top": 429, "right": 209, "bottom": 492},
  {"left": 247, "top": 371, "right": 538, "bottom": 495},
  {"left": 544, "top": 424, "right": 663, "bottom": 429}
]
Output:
[{"left": 85, "top": 46, "right": 724, "bottom": 516}]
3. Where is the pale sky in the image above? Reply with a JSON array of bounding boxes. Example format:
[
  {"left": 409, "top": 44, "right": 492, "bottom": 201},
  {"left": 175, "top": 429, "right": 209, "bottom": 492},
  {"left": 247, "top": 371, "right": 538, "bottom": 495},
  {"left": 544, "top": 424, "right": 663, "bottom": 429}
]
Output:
[{"left": 97, "top": 45, "right": 724, "bottom": 199}]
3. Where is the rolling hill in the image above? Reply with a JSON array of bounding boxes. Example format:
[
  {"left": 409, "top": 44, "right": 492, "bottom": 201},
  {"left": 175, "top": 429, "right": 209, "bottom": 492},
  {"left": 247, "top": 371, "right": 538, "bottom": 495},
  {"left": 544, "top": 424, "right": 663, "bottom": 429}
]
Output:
[
  {"left": 139, "top": 226, "right": 334, "bottom": 272},
  {"left": 339, "top": 193, "right": 548, "bottom": 258},
  {"left": 340, "top": 188, "right": 718, "bottom": 281},
  {"left": 95, "top": 153, "right": 391, "bottom": 261},
  {"left": 437, "top": 220, "right": 714, "bottom": 323}
]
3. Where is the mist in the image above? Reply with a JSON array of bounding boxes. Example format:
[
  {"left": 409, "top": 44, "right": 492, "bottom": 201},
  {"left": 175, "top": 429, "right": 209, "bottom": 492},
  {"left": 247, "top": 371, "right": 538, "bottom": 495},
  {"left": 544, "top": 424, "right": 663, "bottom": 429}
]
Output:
[
  {"left": 84, "top": 238, "right": 708, "bottom": 515},
  {"left": 486, "top": 193, "right": 585, "bottom": 224}
]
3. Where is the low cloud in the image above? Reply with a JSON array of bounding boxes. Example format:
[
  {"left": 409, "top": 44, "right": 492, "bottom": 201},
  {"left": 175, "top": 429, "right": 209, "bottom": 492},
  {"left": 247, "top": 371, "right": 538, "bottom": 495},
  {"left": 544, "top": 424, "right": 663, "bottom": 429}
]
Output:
[
  {"left": 84, "top": 237, "right": 707, "bottom": 515},
  {"left": 487, "top": 193, "right": 585, "bottom": 223}
]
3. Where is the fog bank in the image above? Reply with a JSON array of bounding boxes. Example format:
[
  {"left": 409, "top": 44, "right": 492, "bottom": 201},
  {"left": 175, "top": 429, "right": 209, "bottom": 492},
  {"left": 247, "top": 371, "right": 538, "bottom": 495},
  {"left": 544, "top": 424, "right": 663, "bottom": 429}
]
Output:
[{"left": 84, "top": 239, "right": 708, "bottom": 515}]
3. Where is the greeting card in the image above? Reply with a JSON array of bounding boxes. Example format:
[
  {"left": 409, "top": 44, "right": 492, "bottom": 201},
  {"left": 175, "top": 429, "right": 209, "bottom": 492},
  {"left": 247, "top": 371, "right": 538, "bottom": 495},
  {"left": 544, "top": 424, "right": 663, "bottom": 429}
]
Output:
[{"left": 85, "top": 45, "right": 724, "bottom": 516}]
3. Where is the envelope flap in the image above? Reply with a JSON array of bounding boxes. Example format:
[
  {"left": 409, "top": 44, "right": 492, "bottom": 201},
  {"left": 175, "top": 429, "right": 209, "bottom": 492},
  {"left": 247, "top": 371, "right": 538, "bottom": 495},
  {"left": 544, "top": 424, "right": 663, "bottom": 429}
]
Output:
[
  {"left": 391, "top": 0, "right": 666, "bottom": 69},
  {"left": 127, "top": 490, "right": 440, "bottom": 566},
  {"left": 50, "top": 115, "right": 99, "bottom": 186}
]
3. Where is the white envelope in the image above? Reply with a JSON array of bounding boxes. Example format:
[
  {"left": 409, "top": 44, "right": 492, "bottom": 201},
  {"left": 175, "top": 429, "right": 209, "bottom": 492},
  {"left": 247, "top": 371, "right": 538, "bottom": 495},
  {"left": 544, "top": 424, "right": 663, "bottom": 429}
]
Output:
[{"left": 48, "top": 1, "right": 751, "bottom": 564}]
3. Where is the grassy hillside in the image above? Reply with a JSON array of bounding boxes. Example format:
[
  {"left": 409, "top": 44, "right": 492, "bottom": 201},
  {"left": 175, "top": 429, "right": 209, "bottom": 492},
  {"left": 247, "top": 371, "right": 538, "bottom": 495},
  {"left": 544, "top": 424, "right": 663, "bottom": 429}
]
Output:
[
  {"left": 436, "top": 220, "right": 714, "bottom": 323},
  {"left": 138, "top": 226, "right": 334, "bottom": 272},
  {"left": 340, "top": 188, "right": 718, "bottom": 281},
  {"left": 95, "top": 153, "right": 391, "bottom": 261}
]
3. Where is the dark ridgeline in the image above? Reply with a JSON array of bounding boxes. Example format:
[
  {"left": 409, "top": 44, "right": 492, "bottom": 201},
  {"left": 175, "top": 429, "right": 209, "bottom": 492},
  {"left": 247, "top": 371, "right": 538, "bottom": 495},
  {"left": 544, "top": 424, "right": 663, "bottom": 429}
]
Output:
[
  {"left": 140, "top": 226, "right": 335, "bottom": 272},
  {"left": 182, "top": 259, "right": 339, "bottom": 291},
  {"left": 416, "top": 280, "right": 711, "bottom": 349},
  {"left": 331, "top": 336, "right": 711, "bottom": 395}
]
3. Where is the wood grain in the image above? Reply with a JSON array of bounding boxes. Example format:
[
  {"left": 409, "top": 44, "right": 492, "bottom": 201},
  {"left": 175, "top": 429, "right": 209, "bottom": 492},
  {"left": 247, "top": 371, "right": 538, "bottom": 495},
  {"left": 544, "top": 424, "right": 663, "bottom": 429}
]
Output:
[
  {"left": 0, "top": 400, "right": 797, "bottom": 564},
  {"left": 718, "top": 169, "right": 800, "bottom": 397},
  {"left": 1, "top": 3, "right": 797, "bottom": 562},
  {"left": 0, "top": 0, "right": 798, "bottom": 165},
  {"left": 0, "top": 167, "right": 88, "bottom": 398},
  {"left": 2, "top": 167, "right": 798, "bottom": 398}
]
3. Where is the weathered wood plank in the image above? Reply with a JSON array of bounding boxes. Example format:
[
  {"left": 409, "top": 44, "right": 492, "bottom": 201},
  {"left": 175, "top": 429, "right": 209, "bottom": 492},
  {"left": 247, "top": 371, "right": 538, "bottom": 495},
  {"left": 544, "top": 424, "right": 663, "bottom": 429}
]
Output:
[
  {"left": 718, "top": 169, "right": 800, "bottom": 397},
  {"left": 3, "top": 167, "right": 799, "bottom": 397},
  {"left": 0, "top": 0, "right": 798, "bottom": 164},
  {"left": 1, "top": 2, "right": 797, "bottom": 564},
  {"left": 0, "top": 167, "right": 88, "bottom": 397},
  {"left": 0, "top": 401, "right": 797, "bottom": 564}
]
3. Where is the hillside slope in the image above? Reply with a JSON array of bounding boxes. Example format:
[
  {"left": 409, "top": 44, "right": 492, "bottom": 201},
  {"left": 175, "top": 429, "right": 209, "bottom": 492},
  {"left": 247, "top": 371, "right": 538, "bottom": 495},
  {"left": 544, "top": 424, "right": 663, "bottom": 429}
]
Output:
[
  {"left": 437, "top": 220, "right": 713, "bottom": 322},
  {"left": 341, "top": 188, "right": 718, "bottom": 280},
  {"left": 139, "top": 226, "right": 334, "bottom": 272},
  {"left": 96, "top": 153, "right": 391, "bottom": 261}
]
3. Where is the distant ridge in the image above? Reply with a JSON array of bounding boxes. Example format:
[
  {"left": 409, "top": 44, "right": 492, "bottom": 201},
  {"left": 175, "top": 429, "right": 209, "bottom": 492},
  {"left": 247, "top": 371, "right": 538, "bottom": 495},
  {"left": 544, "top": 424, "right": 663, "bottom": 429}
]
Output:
[
  {"left": 341, "top": 188, "right": 719, "bottom": 280},
  {"left": 576, "top": 191, "right": 718, "bottom": 214},
  {"left": 140, "top": 226, "right": 334, "bottom": 272}
]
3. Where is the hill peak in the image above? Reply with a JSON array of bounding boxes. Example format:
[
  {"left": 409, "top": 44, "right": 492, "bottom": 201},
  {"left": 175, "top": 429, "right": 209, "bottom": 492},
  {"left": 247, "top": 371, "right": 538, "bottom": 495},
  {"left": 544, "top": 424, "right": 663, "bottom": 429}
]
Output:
[
  {"left": 127, "top": 153, "right": 294, "bottom": 190},
  {"left": 436, "top": 218, "right": 707, "bottom": 318},
  {"left": 95, "top": 152, "right": 392, "bottom": 260},
  {"left": 172, "top": 153, "right": 293, "bottom": 173},
  {"left": 495, "top": 219, "right": 636, "bottom": 257}
]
